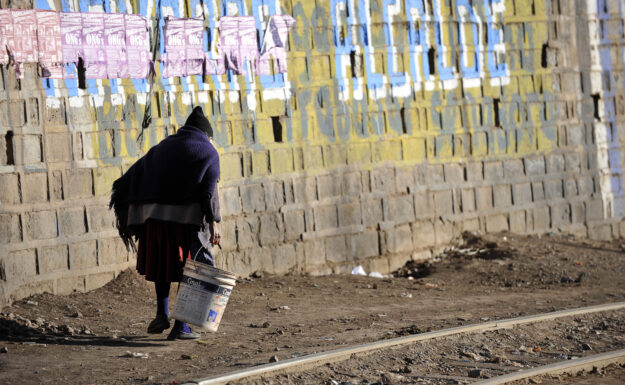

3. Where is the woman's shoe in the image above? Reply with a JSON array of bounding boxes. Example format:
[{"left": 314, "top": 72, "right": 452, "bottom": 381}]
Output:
[
  {"left": 166, "top": 328, "right": 201, "bottom": 340},
  {"left": 147, "top": 314, "right": 171, "bottom": 334}
]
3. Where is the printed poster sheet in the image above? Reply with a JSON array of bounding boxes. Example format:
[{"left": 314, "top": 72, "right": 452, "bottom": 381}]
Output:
[
  {"left": 36, "top": 10, "right": 63, "bottom": 78},
  {"left": 104, "top": 13, "right": 128, "bottom": 78},
  {"left": 125, "top": 14, "right": 150, "bottom": 78},
  {"left": 0, "top": 10, "right": 12, "bottom": 65},
  {"left": 219, "top": 16, "right": 258, "bottom": 75},
  {"left": 82, "top": 12, "right": 106, "bottom": 78},
  {"left": 60, "top": 12, "right": 82, "bottom": 64}
]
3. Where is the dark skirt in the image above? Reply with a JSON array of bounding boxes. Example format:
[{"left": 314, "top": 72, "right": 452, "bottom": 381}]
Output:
[{"left": 136, "top": 219, "right": 214, "bottom": 283}]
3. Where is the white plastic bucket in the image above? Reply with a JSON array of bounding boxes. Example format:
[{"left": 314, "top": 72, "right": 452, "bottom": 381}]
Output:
[{"left": 171, "top": 260, "right": 237, "bottom": 332}]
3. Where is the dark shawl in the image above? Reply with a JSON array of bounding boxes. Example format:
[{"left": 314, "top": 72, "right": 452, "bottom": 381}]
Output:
[{"left": 110, "top": 125, "right": 220, "bottom": 250}]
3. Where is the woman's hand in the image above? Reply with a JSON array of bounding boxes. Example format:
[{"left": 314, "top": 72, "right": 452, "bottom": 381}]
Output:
[{"left": 209, "top": 221, "right": 221, "bottom": 246}]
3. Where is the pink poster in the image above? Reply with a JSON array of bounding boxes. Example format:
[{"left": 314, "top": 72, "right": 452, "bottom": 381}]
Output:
[
  {"left": 36, "top": 10, "right": 63, "bottom": 79},
  {"left": 82, "top": 13, "right": 106, "bottom": 78},
  {"left": 104, "top": 13, "right": 127, "bottom": 78},
  {"left": 204, "top": 53, "right": 225, "bottom": 75},
  {"left": 258, "top": 14, "right": 295, "bottom": 75},
  {"left": 60, "top": 12, "right": 82, "bottom": 64},
  {"left": 219, "top": 16, "right": 258, "bottom": 75},
  {"left": 163, "top": 16, "right": 186, "bottom": 78},
  {"left": 11, "top": 10, "right": 38, "bottom": 77},
  {"left": 0, "top": 10, "right": 12, "bottom": 65},
  {"left": 125, "top": 14, "right": 150, "bottom": 78},
  {"left": 185, "top": 17, "right": 204, "bottom": 76}
]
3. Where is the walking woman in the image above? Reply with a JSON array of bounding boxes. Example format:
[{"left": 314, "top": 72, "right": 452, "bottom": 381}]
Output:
[{"left": 110, "top": 106, "right": 221, "bottom": 340}]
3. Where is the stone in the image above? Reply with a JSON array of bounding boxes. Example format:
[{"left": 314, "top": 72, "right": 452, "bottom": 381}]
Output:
[
  {"left": 338, "top": 201, "right": 362, "bottom": 227},
  {"left": 372, "top": 167, "right": 396, "bottom": 194},
  {"left": 468, "top": 369, "right": 482, "bottom": 378},
  {"left": 313, "top": 205, "right": 338, "bottom": 231},
  {"left": 385, "top": 225, "right": 413, "bottom": 254},
  {"left": 263, "top": 181, "right": 285, "bottom": 211},
  {"left": 434, "top": 190, "right": 454, "bottom": 216},
  {"left": 0, "top": 174, "right": 20, "bottom": 205},
  {"left": 466, "top": 162, "right": 483, "bottom": 182},
  {"left": 395, "top": 167, "right": 415, "bottom": 193},
  {"left": 21, "top": 172, "right": 48, "bottom": 204},
  {"left": 23, "top": 210, "right": 57, "bottom": 240},
  {"left": 486, "top": 215, "right": 509, "bottom": 233},
  {"left": 272, "top": 244, "right": 296, "bottom": 275},
  {"left": 58, "top": 207, "right": 86, "bottom": 236},
  {"left": 525, "top": 156, "right": 546, "bottom": 175},
  {"left": 284, "top": 209, "right": 306, "bottom": 241},
  {"left": 325, "top": 235, "right": 349, "bottom": 263},
  {"left": 361, "top": 198, "right": 383, "bottom": 228},
  {"left": 236, "top": 217, "right": 259, "bottom": 249},
  {"left": 45, "top": 132, "right": 72, "bottom": 162},
  {"left": 461, "top": 188, "right": 476, "bottom": 213},
  {"left": 97, "top": 238, "right": 128, "bottom": 266},
  {"left": 414, "top": 190, "right": 434, "bottom": 218},
  {"left": 484, "top": 161, "right": 504, "bottom": 180},
  {"left": 435, "top": 220, "right": 454, "bottom": 245},
  {"left": 476, "top": 187, "right": 493, "bottom": 211},
  {"left": 342, "top": 171, "right": 363, "bottom": 197},
  {"left": 21, "top": 135, "right": 43, "bottom": 164},
  {"left": 259, "top": 213, "right": 284, "bottom": 246},
  {"left": 293, "top": 176, "right": 317, "bottom": 203},
  {"left": 85, "top": 271, "right": 115, "bottom": 291},
  {"left": 240, "top": 183, "right": 266, "bottom": 213},
  {"left": 4, "top": 249, "right": 37, "bottom": 283},
  {"left": 219, "top": 186, "right": 242, "bottom": 216},
  {"left": 544, "top": 180, "right": 563, "bottom": 200},
  {"left": 69, "top": 240, "right": 98, "bottom": 270},
  {"left": 513, "top": 183, "right": 533, "bottom": 205},
  {"left": 38, "top": 245, "right": 69, "bottom": 273},
  {"left": 412, "top": 221, "right": 435, "bottom": 248},
  {"left": 87, "top": 206, "right": 115, "bottom": 232},
  {"left": 304, "top": 240, "right": 326, "bottom": 268},
  {"left": 317, "top": 174, "right": 340, "bottom": 199},
  {"left": 350, "top": 230, "right": 379, "bottom": 259},
  {"left": 504, "top": 159, "right": 525, "bottom": 178},
  {"left": 494, "top": 184, "right": 512, "bottom": 207},
  {"left": 63, "top": 169, "right": 93, "bottom": 199}
]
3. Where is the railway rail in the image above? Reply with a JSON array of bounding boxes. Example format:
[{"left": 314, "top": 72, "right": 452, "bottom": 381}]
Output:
[{"left": 182, "top": 302, "right": 625, "bottom": 385}]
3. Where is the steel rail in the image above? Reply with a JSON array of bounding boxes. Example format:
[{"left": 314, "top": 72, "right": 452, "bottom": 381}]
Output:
[
  {"left": 473, "top": 349, "right": 625, "bottom": 384},
  {"left": 182, "top": 301, "right": 625, "bottom": 385}
]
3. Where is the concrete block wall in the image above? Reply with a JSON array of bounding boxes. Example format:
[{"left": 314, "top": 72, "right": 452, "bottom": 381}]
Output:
[{"left": 1, "top": 0, "right": 625, "bottom": 305}]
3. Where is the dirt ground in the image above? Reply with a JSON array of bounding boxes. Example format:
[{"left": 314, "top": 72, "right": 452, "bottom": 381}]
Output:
[{"left": 1, "top": 232, "right": 625, "bottom": 385}]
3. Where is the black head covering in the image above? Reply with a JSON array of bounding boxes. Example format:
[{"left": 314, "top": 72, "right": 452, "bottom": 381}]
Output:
[{"left": 184, "top": 106, "right": 212, "bottom": 137}]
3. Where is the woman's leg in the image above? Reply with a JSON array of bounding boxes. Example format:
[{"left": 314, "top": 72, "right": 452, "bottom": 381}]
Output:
[{"left": 147, "top": 281, "right": 171, "bottom": 334}]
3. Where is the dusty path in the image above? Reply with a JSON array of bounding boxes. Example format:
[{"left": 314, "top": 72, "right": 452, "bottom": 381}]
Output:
[{"left": 0, "top": 232, "right": 624, "bottom": 385}]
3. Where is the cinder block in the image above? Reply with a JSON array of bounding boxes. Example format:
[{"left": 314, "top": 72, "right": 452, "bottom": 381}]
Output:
[
  {"left": 367, "top": 257, "right": 390, "bottom": 275},
  {"left": 486, "top": 214, "right": 509, "bottom": 233},
  {"left": 494, "top": 185, "right": 512, "bottom": 207},
  {"left": 461, "top": 188, "right": 476, "bottom": 212},
  {"left": 284, "top": 209, "right": 306, "bottom": 241},
  {"left": 98, "top": 238, "right": 128, "bottom": 266},
  {"left": 462, "top": 218, "right": 480, "bottom": 232},
  {"left": 586, "top": 199, "right": 605, "bottom": 221},
  {"left": 571, "top": 202, "right": 586, "bottom": 224},
  {"left": 566, "top": 124, "right": 585, "bottom": 146},
  {"left": 372, "top": 167, "right": 396, "bottom": 194},
  {"left": 85, "top": 271, "right": 115, "bottom": 291},
  {"left": 304, "top": 239, "right": 326, "bottom": 268},
  {"left": 546, "top": 154, "right": 565, "bottom": 173},
  {"left": 56, "top": 276, "right": 85, "bottom": 295},
  {"left": 87, "top": 206, "right": 115, "bottom": 232},
  {"left": 4, "top": 249, "right": 37, "bottom": 283},
  {"left": 317, "top": 174, "right": 341, "bottom": 199},
  {"left": 38, "top": 244, "right": 69, "bottom": 273},
  {"left": 325, "top": 235, "right": 349, "bottom": 263},
  {"left": 577, "top": 177, "right": 594, "bottom": 196},
  {"left": 435, "top": 220, "right": 455, "bottom": 245},
  {"left": 313, "top": 204, "right": 338, "bottom": 231},
  {"left": 70, "top": 240, "right": 98, "bottom": 270},
  {"left": 551, "top": 204, "right": 571, "bottom": 227},
  {"left": 533, "top": 206, "right": 551, "bottom": 231},
  {"left": 412, "top": 221, "right": 435, "bottom": 247},
  {"left": 293, "top": 176, "right": 317, "bottom": 203},
  {"left": 362, "top": 198, "right": 383, "bottom": 228},
  {"left": 338, "top": 201, "right": 362, "bottom": 227},
  {"left": 395, "top": 167, "right": 414, "bottom": 193},
  {"left": 93, "top": 167, "right": 121, "bottom": 196},
  {"left": 545, "top": 179, "right": 563, "bottom": 200},
  {"left": 513, "top": 183, "right": 533, "bottom": 205},
  {"left": 45, "top": 132, "right": 72, "bottom": 162},
  {"left": 0, "top": 173, "right": 20, "bottom": 205},
  {"left": 303, "top": 145, "right": 324, "bottom": 170},
  {"left": 565, "top": 153, "right": 581, "bottom": 172},
  {"left": 21, "top": 134, "right": 43, "bottom": 164},
  {"left": 427, "top": 164, "right": 444, "bottom": 184},
  {"left": 23, "top": 210, "right": 57, "bottom": 240},
  {"left": 524, "top": 156, "right": 546, "bottom": 175},
  {"left": 385, "top": 224, "right": 413, "bottom": 254},
  {"left": 269, "top": 148, "right": 294, "bottom": 175},
  {"left": 58, "top": 207, "right": 86, "bottom": 236},
  {"left": 219, "top": 186, "right": 241, "bottom": 217},
  {"left": 504, "top": 159, "right": 525, "bottom": 178},
  {"left": 63, "top": 168, "right": 93, "bottom": 199},
  {"left": 272, "top": 244, "right": 296, "bottom": 275},
  {"left": 466, "top": 162, "right": 483, "bottom": 182},
  {"left": 236, "top": 217, "right": 259, "bottom": 249},
  {"left": 509, "top": 211, "right": 526, "bottom": 233},
  {"left": 414, "top": 190, "right": 434, "bottom": 218},
  {"left": 259, "top": 213, "right": 284, "bottom": 246},
  {"left": 350, "top": 230, "right": 379, "bottom": 259},
  {"left": 476, "top": 186, "right": 493, "bottom": 211},
  {"left": 263, "top": 181, "right": 285, "bottom": 211},
  {"left": 240, "top": 183, "right": 266, "bottom": 213},
  {"left": 434, "top": 190, "right": 454, "bottom": 216},
  {"left": 444, "top": 164, "right": 463, "bottom": 183},
  {"left": 51, "top": 170, "right": 63, "bottom": 200},
  {"left": 342, "top": 171, "right": 363, "bottom": 197},
  {"left": 0, "top": 213, "right": 21, "bottom": 244},
  {"left": 484, "top": 161, "right": 504, "bottom": 180},
  {"left": 21, "top": 172, "right": 48, "bottom": 204}
]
